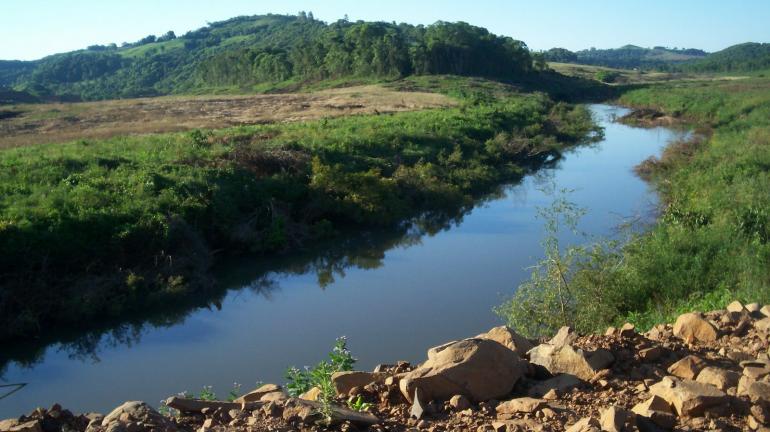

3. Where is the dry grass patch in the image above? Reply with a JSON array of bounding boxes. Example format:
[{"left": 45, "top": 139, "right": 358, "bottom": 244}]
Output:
[{"left": 0, "top": 85, "right": 455, "bottom": 148}]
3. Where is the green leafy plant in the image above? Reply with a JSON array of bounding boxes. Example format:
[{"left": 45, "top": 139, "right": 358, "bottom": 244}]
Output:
[
  {"left": 285, "top": 337, "right": 356, "bottom": 422},
  {"left": 347, "top": 395, "right": 373, "bottom": 412},
  {"left": 199, "top": 385, "right": 217, "bottom": 401},
  {"left": 227, "top": 382, "right": 242, "bottom": 402}
]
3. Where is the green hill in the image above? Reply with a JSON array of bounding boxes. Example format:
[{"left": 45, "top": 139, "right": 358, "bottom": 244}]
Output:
[
  {"left": 0, "top": 14, "right": 535, "bottom": 101},
  {"left": 681, "top": 42, "right": 770, "bottom": 72},
  {"left": 543, "top": 45, "right": 707, "bottom": 70}
]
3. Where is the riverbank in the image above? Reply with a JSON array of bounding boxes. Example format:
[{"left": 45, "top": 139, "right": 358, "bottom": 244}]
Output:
[
  {"left": 0, "top": 76, "right": 601, "bottom": 342},
  {"left": 3, "top": 301, "right": 769, "bottom": 431}
]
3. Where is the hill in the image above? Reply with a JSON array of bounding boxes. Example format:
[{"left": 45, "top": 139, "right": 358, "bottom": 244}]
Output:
[
  {"left": 681, "top": 42, "right": 770, "bottom": 72},
  {"left": 543, "top": 45, "right": 707, "bottom": 70},
  {"left": 0, "top": 14, "right": 535, "bottom": 101}
]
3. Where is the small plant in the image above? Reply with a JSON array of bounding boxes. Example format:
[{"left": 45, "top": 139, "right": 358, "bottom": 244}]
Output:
[
  {"left": 285, "top": 337, "right": 357, "bottom": 423},
  {"left": 188, "top": 129, "right": 211, "bottom": 148},
  {"left": 347, "top": 395, "right": 373, "bottom": 412},
  {"left": 227, "top": 382, "right": 242, "bottom": 402},
  {"left": 199, "top": 385, "right": 217, "bottom": 401}
]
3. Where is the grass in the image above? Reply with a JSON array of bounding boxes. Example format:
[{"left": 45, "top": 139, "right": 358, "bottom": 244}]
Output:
[
  {"left": 0, "top": 84, "right": 454, "bottom": 148},
  {"left": 0, "top": 76, "right": 600, "bottom": 341}
]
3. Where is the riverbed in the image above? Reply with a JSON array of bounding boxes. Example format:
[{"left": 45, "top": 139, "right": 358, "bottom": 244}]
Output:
[{"left": 0, "top": 104, "right": 687, "bottom": 417}]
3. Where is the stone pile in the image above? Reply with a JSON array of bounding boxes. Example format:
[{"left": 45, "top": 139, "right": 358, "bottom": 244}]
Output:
[{"left": 3, "top": 301, "right": 770, "bottom": 431}]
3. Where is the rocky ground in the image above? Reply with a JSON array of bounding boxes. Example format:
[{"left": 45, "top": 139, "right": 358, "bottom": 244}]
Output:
[{"left": 3, "top": 301, "right": 770, "bottom": 432}]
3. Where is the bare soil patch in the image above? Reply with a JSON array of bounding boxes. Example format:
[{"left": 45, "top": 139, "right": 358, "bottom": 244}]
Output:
[{"left": 0, "top": 85, "right": 454, "bottom": 148}]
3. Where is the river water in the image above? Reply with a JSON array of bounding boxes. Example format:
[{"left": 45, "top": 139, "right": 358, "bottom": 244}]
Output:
[{"left": 0, "top": 104, "right": 686, "bottom": 418}]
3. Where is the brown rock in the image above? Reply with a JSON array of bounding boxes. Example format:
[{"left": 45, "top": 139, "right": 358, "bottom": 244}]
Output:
[
  {"left": 259, "top": 390, "right": 288, "bottom": 402},
  {"left": 101, "top": 401, "right": 176, "bottom": 431},
  {"left": 673, "top": 313, "right": 719, "bottom": 343},
  {"left": 529, "top": 343, "right": 614, "bottom": 381},
  {"left": 752, "top": 403, "right": 770, "bottom": 425},
  {"left": 475, "top": 326, "right": 534, "bottom": 357},
  {"left": 695, "top": 366, "right": 741, "bottom": 391},
  {"left": 667, "top": 355, "right": 706, "bottom": 380},
  {"left": 331, "top": 371, "right": 386, "bottom": 396},
  {"left": 726, "top": 301, "right": 746, "bottom": 313},
  {"left": 619, "top": 323, "right": 636, "bottom": 338},
  {"left": 600, "top": 406, "right": 628, "bottom": 432},
  {"left": 235, "top": 384, "right": 283, "bottom": 403},
  {"left": 565, "top": 417, "right": 601, "bottom": 432},
  {"left": 631, "top": 395, "right": 677, "bottom": 429},
  {"left": 747, "top": 303, "right": 762, "bottom": 313},
  {"left": 639, "top": 346, "right": 663, "bottom": 362},
  {"left": 0, "top": 420, "right": 42, "bottom": 432},
  {"left": 449, "top": 394, "right": 471, "bottom": 411},
  {"left": 749, "top": 381, "right": 770, "bottom": 403},
  {"left": 760, "top": 305, "right": 770, "bottom": 318},
  {"left": 756, "top": 318, "right": 770, "bottom": 333},
  {"left": 399, "top": 338, "right": 527, "bottom": 402},
  {"left": 495, "top": 397, "right": 546, "bottom": 417},
  {"left": 529, "top": 374, "right": 583, "bottom": 397},
  {"left": 299, "top": 387, "right": 322, "bottom": 401},
  {"left": 649, "top": 376, "right": 727, "bottom": 417}
]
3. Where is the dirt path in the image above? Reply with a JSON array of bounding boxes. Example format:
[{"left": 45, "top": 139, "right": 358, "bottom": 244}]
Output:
[{"left": 0, "top": 85, "right": 455, "bottom": 148}]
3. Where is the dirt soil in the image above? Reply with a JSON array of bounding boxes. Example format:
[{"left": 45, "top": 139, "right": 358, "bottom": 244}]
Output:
[{"left": 0, "top": 85, "right": 455, "bottom": 148}]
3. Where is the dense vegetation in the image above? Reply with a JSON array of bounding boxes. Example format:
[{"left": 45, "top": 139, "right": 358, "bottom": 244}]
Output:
[
  {"left": 0, "top": 14, "right": 536, "bottom": 101},
  {"left": 498, "top": 74, "right": 770, "bottom": 336},
  {"left": 543, "top": 45, "right": 706, "bottom": 70},
  {"left": 0, "top": 76, "right": 599, "bottom": 341},
  {"left": 679, "top": 42, "right": 770, "bottom": 72}
]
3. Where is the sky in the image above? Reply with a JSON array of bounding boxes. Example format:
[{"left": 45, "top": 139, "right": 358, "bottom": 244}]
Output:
[{"left": 1, "top": 0, "right": 769, "bottom": 61}]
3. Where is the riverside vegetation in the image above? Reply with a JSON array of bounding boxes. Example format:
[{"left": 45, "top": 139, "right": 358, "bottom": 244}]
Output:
[{"left": 0, "top": 74, "right": 601, "bottom": 341}]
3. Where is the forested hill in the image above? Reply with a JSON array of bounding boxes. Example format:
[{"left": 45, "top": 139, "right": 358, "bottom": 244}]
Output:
[
  {"left": 679, "top": 42, "right": 770, "bottom": 72},
  {"left": 543, "top": 45, "right": 707, "bottom": 70},
  {"left": 0, "top": 13, "right": 536, "bottom": 101}
]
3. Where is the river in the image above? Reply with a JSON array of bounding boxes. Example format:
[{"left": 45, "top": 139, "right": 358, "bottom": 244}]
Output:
[{"left": 0, "top": 104, "right": 687, "bottom": 417}]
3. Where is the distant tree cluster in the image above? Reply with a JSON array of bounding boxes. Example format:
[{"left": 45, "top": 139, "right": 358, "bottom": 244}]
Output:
[{"left": 0, "top": 14, "right": 535, "bottom": 101}]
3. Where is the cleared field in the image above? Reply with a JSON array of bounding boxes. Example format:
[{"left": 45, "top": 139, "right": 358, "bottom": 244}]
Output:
[
  {"left": 0, "top": 85, "right": 455, "bottom": 148},
  {"left": 548, "top": 62, "right": 749, "bottom": 84}
]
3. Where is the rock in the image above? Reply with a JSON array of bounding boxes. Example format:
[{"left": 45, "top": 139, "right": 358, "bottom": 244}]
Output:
[
  {"left": 673, "top": 313, "right": 719, "bottom": 343},
  {"left": 749, "top": 382, "right": 770, "bottom": 403},
  {"left": 282, "top": 399, "right": 316, "bottom": 424},
  {"left": 299, "top": 387, "right": 322, "bottom": 401},
  {"left": 449, "top": 395, "right": 471, "bottom": 411},
  {"left": 399, "top": 338, "right": 527, "bottom": 403},
  {"left": 619, "top": 323, "right": 636, "bottom": 338},
  {"left": 235, "top": 384, "right": 283, "bottom": 403},
  {"left": 565, "top": 417, "right": 601, "bottom": 432},
  {"left": 332, "top": 371, "right": 386, "bottom": 396},
  {"left": 600, "top": 406, "right": 628, "bottom": 432},
  {"left": 744, "top": 362, "right": 770, "bottom": 380},
  {"left": 695, "top": 366, "right": 740, "bottom": 391},
  {"left": 528, "top": 343, "right": 614, "bottom": 381},
  {"left": 761, "top": 305, "right": 770, "bottom": 318},
  {"left": 549, "top": 326, "right": 578, "bottom": 348},
  {"left": 649, "top": 376, "right": 727, "bottom": 417},
  {"left": 753, "top": 403, "right": 770, "bottom": 425},
  {"left": 667, "top": 355, "right": 705, "bottom": 380},
  {"left": 0, "top": 420, "right": 42, "bottom": 432},
  {"left": 101, "top": 401, "right": 176, "bottom": 431},
  {"left": 475, "top": 326, "right": 534, "bottom": 357},
  {"left": 639, "top": 346, "right": 664, "bottom": 362},
  {"left": 756, "top": 318, "right": 770, "bottom": 333},
  {"left": 631, "top": 395, "right": 677, "bottom": 429},
  {"left": 410, "top": 388, "right": 427, "bottom": 420},
  {"left": 259, "top": 390, "right": 288, "bottom": 402},
  {"left": 747, "top": 303, "right": 762, "bottom": 313},
  {"left": 726, "top": 301, "right": 746, "bottom": 313},
  {"left": 495, "top": 397, "right": 546, "bottom": 418},
  {"left": 528, "top": 374, "right": 583, "bottom": 397}
]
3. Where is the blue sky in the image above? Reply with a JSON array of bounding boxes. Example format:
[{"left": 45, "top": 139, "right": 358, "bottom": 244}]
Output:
[{"left": 2, "top": 0, "right": 769, "bottom": 60}]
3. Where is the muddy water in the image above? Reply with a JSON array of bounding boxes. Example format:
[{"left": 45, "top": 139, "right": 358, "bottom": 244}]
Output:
[{"left": 0, "top": 105, "right": 687, "bottom": 417}]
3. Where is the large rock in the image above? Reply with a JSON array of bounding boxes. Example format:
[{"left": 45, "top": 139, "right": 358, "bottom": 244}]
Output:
[
  {"left": 0, "top": 420, "right": 42, "bottom": 432},
  {"left": 331, "top": 371, "right": 386, "bottom": 396},
  {"left": 528, "top": 374, "right": 583, "bottom": 398},
  {"left": 695, "top": 366, "right": 740, "bottom": 391},
  {"left": 565, "top": 417, "right": 601, "bottom": 432},
  {"left": 235, "top": 383, "right": 286, "bottom": 403},
  {"left": 496, "top": 397, "right": 546, "bottom": 418},
  {"left": 673, "top": 313, "right": 718, "bottom": 343},
  {"left": 631, "top": 395, "right": 676, "bottom": 429},
  {"left": 600, "top": 406, "right": 628, "bottom": 432},
  {"left": 101, "top": 401, "right": 176, "bottom": 431},
  {"left": 529, "top": 343, "right": 614, "bottom": 381},
  {"left": 475, "top": 326, "right": 534, "bottom": 357},
  {"left": 649, "top": 376, "right": 727, "bottom": 417},
  {"left": 666, "top": 355, "right": 705, "bottom": 380},
  {"left": 748, "top": 381, "right": 770, "bottom": 403},
  {"left": 399, "top": 338, "right": 527, "bottom": 403}
]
